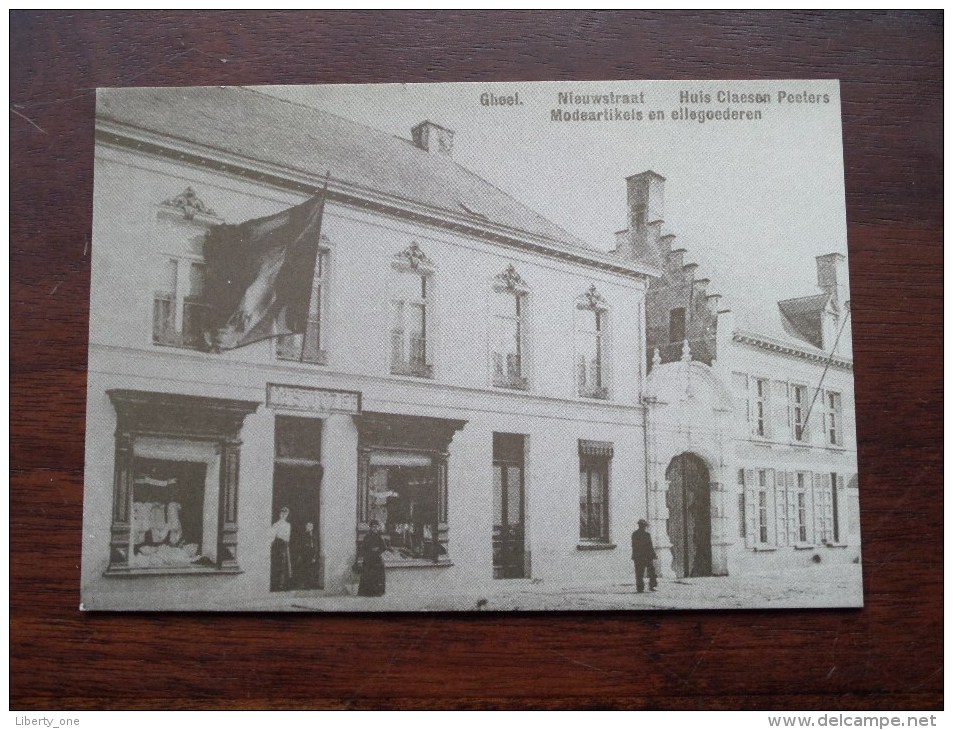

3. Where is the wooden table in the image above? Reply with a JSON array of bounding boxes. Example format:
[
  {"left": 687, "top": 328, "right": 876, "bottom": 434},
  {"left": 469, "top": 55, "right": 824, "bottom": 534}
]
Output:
[{"left": 10, "top": 10, "right": 942, "bottom": 710}]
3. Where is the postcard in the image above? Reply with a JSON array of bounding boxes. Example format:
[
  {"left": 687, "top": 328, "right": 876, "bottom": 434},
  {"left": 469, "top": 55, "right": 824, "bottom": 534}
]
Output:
[{"left": 82, "top": 80, "right": 860, "bottom": 611}]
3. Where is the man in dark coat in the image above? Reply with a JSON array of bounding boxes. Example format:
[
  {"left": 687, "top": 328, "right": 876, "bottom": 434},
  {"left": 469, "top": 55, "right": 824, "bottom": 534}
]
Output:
[{"left": 631, "top": 518, "right": 658, "bottom": 593}]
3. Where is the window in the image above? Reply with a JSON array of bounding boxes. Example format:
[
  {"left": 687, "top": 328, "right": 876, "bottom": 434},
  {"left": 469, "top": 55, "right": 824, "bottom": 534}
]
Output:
[
  {"left": 576, "top": 285, "right": 609, "bottom": 399},
  {"left": 825, "top": 391, "right": 843, "bottom": 445},
  {"left": 153, "top": 257, "right": 209, "bottom": 349},
  {"left": 391, "top": 269, "right": 431, "bottom": 377},
  {"left": 578, "top": 440, "right": 613, "bottom": 543},
  {"left": 795, "top": 472, "right": 809, "bottom": 543},
  {"left": 753, "top": 378, "right": 769, "bottom": 438},
  {"left": 390, "top": 243, "right": 434, "bottom": 378},
  {"left": 757, "top": 470, "right": 770, "bottom": 544},
  {"left": 743, "top": 467, "right": 782, "bottom": 549},
  {"left": 669, "top": 307, "right": 686, "bottom": 344},
  {"left": 492, "top": 265, "right": 530, "bottom": 390},
  {"left": 276, "top": 248, "right": 329, "bottom": 364},
  {"left": 152, "top": 187, "right": 217, "bottom": 350},
  {"left": 790, "top": 384, "right": 809, "bottom": 442},
  {"left": 105, "top": 390, "right": 259, "bottom": 574},
  {"left": 816, "top": 472, "right": 840, "bottom": 544},
  {"left": 130, "top": 451, "right": 213, "bottom": 570},
  {"left": 493, "top": 290, "right": 526, "bottom": 388},
  {"left": 355, "top": 412, "right": 464, "bottom": 566},
  {"left": 367, "top": 451, "right": 441, "bottom": 561}
]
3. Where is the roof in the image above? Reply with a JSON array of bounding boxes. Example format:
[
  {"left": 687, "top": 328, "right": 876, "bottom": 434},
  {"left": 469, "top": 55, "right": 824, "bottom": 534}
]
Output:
[
  {"left": 732, "top": 293, "right": 833, "bottom": 358},
  {"left": 777, "top": 293, "right": 832, "bottom": 349},
  {"left": 96, "top": 86, "right": 591, "bottom": 249}
]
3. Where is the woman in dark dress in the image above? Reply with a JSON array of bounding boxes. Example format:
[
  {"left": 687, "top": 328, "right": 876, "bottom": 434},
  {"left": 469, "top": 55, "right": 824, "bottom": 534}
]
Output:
[{"left": 358, "top": 520, "right": 388, "bottom": 596}]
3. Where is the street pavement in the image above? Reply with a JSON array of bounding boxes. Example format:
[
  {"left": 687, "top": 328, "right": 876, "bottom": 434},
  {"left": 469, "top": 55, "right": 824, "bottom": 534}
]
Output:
[{"left": 246, "top": 563, "right": 863, "bottom": 612}]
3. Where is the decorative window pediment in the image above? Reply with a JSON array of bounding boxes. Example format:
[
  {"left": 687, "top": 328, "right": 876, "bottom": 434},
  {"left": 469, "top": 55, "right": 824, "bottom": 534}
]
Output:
[
  {"left": 494, "top": 264, "right": 530, "bottom": 295},
  {"left": 392, "top": 242, "right": 436, "bottom": 275},
  {"left": 578, "top": 284, "right": 608, "bottom": 312},
  {"left": 159, "top": 186, "right": 219, "bottom": 221}
]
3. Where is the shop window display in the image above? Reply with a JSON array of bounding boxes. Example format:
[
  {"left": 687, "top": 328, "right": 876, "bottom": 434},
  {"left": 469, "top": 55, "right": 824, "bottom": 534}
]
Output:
[
  {"left": 130, "top": 458, "right": 213, "bottom": 569},
  {"left": 367, "top": 453, "right": 442, "bottom": 562}
]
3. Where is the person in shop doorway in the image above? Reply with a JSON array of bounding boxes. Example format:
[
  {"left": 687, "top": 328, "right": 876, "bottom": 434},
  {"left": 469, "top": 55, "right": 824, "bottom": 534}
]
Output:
[
  {"left": 270, "top": 506, "right": 293, "bottom": 591},
  {"left": 294, "top": 520, "right": 320, "bottom": 589},
  {"left": 631, "top": 518, "right": 658, "bottom": 593},
  {"left": 358, "top": 520, "right": 390, "bottom": 597}
]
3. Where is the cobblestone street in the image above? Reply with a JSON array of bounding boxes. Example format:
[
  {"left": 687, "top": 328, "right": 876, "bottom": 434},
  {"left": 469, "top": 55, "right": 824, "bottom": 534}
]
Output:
[{"left": 240, "top": 563, "right": 864, "bottom": 612}]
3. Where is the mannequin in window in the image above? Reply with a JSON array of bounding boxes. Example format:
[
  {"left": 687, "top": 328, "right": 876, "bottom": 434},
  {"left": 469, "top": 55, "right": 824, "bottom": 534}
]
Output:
[{"left": 166, "top": 500, "right": 183, "bottom": 545}]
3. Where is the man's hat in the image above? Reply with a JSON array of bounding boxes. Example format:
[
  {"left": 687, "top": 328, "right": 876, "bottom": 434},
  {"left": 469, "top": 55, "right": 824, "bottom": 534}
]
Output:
[{"left": 638, "top": 519, "right": 649, "bottom": 527}]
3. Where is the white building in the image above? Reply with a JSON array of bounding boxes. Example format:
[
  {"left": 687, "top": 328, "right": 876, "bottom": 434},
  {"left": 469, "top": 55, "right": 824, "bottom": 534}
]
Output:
[
  {"left": 82, "top": 87, "right": 660, "bottom": 610},
  {"left": 624, "top": 175, "right": 861, "bottom": 580}
]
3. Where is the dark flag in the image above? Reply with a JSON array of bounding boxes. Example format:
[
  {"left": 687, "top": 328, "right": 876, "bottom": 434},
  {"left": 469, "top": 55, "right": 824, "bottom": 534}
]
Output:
[{"left": 202, "top": 188, "right": 327, "bottom": 352}]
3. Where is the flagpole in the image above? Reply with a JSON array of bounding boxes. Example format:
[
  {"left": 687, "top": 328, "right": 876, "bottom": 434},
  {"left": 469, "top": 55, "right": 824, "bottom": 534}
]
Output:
[
  {"left": 300, "top": 172, "right": 331, "bottom": 363},
  {"left": 802, "top": 303, "right": 852, "bottom": 432}
]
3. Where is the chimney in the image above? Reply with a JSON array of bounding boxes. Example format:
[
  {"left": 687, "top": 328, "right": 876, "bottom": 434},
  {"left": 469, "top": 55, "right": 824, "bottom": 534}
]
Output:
[
  {"left": 412, "top": 120, "right": 454, "bottom": 157},
  {"left": 816, "top": 253, "right": 849, "bottom": 309},
  {"left": 624, "top": 171, "right": 666, "bottom": 260}
]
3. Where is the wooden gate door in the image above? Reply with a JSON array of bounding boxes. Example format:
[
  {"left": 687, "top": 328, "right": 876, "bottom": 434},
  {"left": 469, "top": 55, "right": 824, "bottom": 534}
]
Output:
[{"left": 666, "top": 453, "right": 712, "bottom": 578}]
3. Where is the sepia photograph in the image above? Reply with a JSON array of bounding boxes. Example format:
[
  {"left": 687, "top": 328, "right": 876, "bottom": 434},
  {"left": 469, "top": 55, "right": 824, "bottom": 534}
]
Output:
[{"left": 81, "top": 79, "right": 861, "bottom": 612}]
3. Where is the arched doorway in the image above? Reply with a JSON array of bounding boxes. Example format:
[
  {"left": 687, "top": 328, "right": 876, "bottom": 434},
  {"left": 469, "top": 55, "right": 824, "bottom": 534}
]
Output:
[{"left": 666, "top": 453, "right": 712, "bottom": 578}]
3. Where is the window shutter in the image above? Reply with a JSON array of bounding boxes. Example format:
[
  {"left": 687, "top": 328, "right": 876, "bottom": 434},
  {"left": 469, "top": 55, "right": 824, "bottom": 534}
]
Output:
[
  {"left": 835, "top": 473, "right": 846, "bottom": 541},
  {"left": 773, "top": 469, "right": 787, "bottom": 547},
  {"left": 767, "top": 469, "right": 779, "bottom": 545},
  {"left": 751, "top": 379, "right": 761, "bottom": 437},
  {"left": 785, "top": 472, "right": 798, "bottom": 545},
  {"left": 812, "top": 472, "right": 826, "bottom": 543},
  {"left": 772, "top": 381, "right": 789, "bottom": 442},
  {"left": 802, "top": 471, "right": 814, "bottom": 544},
  {"left": 744, "top": 468, "right": 756, "bottom": 548}
]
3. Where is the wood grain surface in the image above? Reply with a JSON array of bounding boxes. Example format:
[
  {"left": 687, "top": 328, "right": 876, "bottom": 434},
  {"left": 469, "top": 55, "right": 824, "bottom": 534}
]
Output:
[{"left": 9, "top": 11, "right": 942, "bottom": 710}]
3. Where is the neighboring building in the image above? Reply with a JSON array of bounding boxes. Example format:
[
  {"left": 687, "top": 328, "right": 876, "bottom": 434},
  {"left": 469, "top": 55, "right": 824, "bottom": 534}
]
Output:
[
  {"left": 626, "top": 174, "right": 861, "bottom": 579},
  {"left": 82, "top": 87, "right": 660, "bottom": 609}
]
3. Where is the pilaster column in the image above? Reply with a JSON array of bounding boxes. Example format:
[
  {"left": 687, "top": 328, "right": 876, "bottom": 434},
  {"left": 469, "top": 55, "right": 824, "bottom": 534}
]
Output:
[
  {"left": 710, "top": 478, "right": 730, "bottom": 576},
  {"left": 108, "top": 430, "right": 135, "bottom": 568},
  {"left": 218, "top": 438, "right": 241, "bottom": 570},
  {"left": 649, "top": 474, "right": 672, "bottom": 578}
]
